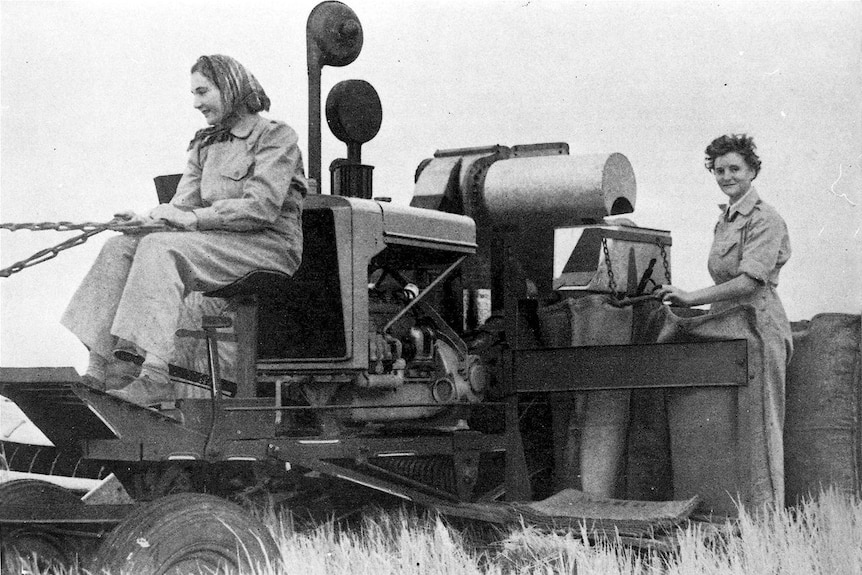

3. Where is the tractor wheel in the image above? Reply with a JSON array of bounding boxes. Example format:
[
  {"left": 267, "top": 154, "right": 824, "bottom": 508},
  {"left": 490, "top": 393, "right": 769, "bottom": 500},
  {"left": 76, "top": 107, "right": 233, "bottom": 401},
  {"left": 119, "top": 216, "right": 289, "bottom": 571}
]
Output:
[
  {"left": 91, "top": 492, "right": 281, "bottom": 575},
  {"left": 0, "top": 479, "right": 89, "bottom": 572}
]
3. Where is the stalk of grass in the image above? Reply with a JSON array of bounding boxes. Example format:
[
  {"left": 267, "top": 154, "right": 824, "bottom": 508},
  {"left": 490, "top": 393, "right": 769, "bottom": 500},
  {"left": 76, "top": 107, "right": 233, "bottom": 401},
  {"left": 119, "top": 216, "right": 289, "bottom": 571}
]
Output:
[
  {"left": 270, "top": 508, "right": 489, "bottom": 575},
  {"left": 497, "top": 486, "right": 862, "bottom": 575},
  {"left": 665, "top": 486, "right": 862, "bottom": 575},
  {"left": 497, "top": 521, "right": 652, "bottom": 575}
]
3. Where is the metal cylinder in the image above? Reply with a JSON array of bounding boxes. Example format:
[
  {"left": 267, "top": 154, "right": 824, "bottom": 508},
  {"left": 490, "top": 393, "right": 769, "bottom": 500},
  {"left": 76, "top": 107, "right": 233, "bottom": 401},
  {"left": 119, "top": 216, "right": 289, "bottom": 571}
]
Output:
[
  {"left": 482, "top": 153, "right": 636, "bottom": 226},
  {"left": 331, "top": 163, "right": 374, "bottom": 199},
  {"left": 431, "top": 378, "right": 456, "bottom": 403}
]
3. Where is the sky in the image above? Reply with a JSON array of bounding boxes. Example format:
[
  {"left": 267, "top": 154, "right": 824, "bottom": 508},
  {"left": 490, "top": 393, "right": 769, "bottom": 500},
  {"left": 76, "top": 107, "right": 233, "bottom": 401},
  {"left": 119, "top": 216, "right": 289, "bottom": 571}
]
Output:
[{"left": 1, "top": 0, "right": 860, "bottom": 371}]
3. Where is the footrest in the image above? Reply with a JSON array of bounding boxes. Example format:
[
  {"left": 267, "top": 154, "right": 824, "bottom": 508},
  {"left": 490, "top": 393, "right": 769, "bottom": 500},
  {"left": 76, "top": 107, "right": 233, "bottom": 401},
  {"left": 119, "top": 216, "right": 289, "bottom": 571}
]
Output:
[
  {"left": 168, "top": 365, "right": 238, "bottom": 398},
  {"left": 175, "top": 315, "right": 236, "bottom": 341},
  {"left": 0, "top": 368, "right": 119, "bottom": 443}
]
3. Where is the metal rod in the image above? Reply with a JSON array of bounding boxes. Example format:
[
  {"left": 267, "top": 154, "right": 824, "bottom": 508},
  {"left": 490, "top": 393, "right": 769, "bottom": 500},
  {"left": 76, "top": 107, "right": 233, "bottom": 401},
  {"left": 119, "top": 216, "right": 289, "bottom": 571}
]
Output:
[
  {"left": 347, "top": 141, "right": 361, "bottom": 164},
  {"left": 222, "top": 401, "right": 508, "bottom": 412},
  {"left": 307, "top": 56, "right": 322, "bottom": 190},
  {"left": 204, "top": 327, "right": 223, "bottom": 457},
  {"left": 360, "top": 462, "right": 460, "bottom": 503},
  {"left": 382, "top": 256, "right": 466, "bottom": 333}
]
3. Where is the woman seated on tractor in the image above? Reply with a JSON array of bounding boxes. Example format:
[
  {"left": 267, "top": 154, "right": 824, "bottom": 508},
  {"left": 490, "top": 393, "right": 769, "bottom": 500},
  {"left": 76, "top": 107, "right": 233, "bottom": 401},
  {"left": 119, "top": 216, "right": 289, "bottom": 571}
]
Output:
[{"left": 62, "top": 54, "right": 307, "bottom": 407}]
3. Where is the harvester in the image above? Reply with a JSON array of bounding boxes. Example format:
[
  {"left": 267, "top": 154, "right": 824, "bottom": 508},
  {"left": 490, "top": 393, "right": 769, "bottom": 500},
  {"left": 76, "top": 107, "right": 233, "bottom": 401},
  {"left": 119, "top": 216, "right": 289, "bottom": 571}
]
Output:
[{"left": 0, "top": 2, "right": 756, "bottom": 573}]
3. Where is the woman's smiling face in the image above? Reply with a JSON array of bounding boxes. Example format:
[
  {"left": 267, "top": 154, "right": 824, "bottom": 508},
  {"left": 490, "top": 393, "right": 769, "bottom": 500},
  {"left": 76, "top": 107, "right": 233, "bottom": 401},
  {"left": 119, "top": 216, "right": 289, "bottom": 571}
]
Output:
[
  {"left": 713, "top": 151, "right": 756, "bottom": 203},
  {"left": 191, "top": 72, "right": 225, "bottom": 126}
]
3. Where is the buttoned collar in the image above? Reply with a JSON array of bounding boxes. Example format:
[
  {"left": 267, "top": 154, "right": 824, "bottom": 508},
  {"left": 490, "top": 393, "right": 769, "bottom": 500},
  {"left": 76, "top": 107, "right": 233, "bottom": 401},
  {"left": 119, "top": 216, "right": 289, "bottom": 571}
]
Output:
[
  {"left": 229, "top": 113, "right": 260, "bottom": 139},
  {"left": 719, "top": 186, "right": 760, "bottom": 222}
]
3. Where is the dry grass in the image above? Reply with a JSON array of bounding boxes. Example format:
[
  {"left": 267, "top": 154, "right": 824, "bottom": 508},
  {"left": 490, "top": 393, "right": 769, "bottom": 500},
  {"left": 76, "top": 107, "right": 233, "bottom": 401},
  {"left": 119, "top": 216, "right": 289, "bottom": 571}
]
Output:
[
  {"left": 268, "top": 510, "right": 489, "bottom": 575},
  {"left": 6, "top": 487, "right": 860, "bottom": 575}
]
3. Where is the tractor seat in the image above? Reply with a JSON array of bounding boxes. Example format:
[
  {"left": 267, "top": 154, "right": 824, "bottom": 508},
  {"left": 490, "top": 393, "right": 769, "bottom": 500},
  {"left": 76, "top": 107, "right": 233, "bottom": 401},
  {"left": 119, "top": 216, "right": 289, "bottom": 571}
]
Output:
[
  {"left": 151, "top": 173, "right": 300, "bottom": 397},
  {"left": 203, "top": 270, "right": 295, "bottom": 398},
  {"left": 205, "top": 269, "right": 294, "bottom": 299}
]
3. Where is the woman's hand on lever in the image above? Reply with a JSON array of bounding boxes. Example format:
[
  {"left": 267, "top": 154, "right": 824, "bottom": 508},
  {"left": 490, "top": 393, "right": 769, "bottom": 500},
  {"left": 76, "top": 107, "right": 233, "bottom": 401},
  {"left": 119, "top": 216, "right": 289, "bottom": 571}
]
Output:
[
  {"left": 148, "top": 204, "right": 198, "bottom": 230},
  {"left": 653, "top": 285, "right": 694, "bottom": 307},
  {"left": 654, "top": 275, "right": 758, "bottom": 308}
]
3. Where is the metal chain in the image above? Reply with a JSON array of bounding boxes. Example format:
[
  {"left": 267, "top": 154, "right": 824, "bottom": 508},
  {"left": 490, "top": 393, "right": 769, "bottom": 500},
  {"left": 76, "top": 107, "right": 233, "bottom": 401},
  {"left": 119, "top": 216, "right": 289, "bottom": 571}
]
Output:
[
  {"left": 1, "top": 221, "right": 118, "bottom": 232},
  {"left": 655, "top": 238, "right": 672, "bottom": 284},
  {"left": 1, "top": 227, "right": 110, "bottom": 277},
  {"left": 601, "top": 237, "right": 618, "bottom": 297},
  {"left": 0, "top": 219, "right": 169, "bottom": 278}
]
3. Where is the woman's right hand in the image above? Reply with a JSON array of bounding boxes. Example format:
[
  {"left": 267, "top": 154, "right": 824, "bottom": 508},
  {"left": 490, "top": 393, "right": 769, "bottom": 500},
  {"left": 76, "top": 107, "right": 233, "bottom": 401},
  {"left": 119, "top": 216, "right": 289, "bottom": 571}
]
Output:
[
  {"left": 112, "top": 210, "right": 158, "bottom": 230},
  {"left": 653, "top": 284, "right": 694, "bottom": 307}
]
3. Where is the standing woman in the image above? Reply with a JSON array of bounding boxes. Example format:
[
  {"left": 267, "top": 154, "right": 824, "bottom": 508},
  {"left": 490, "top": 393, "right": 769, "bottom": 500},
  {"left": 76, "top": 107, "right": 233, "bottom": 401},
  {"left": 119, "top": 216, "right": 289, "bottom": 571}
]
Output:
[
  {"left": 654, "top": 134, "right": 792, "bottom": 507},
  {"left": 62, "top": 54, "right": 307, "bottom": 406}
]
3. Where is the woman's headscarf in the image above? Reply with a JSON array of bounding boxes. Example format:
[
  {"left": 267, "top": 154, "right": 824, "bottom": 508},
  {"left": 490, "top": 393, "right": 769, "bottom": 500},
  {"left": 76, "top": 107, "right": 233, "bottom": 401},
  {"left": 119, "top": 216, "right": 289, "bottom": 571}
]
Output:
[{"left": 189, "top": 54, "right": 271, "bottom": 149}]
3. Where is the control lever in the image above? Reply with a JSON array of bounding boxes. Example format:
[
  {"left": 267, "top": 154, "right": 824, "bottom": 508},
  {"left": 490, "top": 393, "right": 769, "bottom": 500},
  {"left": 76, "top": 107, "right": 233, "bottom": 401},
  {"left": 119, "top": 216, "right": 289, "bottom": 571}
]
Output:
[{"left": 635, "top": 258, "right": 657, "bottom": 296}]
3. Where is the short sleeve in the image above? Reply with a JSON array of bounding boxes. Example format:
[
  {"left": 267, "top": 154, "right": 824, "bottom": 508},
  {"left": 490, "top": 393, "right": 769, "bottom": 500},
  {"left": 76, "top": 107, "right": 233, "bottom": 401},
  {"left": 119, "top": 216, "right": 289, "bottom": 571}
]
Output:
[{"left": 737, "top": 207, "right": 786, "bottom": 283}]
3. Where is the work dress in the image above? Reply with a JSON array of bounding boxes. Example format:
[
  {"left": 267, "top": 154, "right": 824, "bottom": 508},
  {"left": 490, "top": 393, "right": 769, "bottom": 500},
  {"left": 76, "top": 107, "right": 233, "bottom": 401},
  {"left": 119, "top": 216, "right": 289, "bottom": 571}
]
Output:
[
  {"left": 655, "top": 187, "right": 792, "bottom": 508},
  {"left": 62, "top": 114, "right": 307, "bottom": 364}
]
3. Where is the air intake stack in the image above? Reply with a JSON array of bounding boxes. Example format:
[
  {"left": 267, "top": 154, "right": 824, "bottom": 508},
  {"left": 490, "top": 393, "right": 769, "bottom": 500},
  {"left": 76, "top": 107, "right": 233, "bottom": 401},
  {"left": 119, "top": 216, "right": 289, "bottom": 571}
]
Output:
[
  {"left": 326, "top": 79, "right": 382, "bottom": 199},
  {"left": 306, "top": 1, "right": 363, "bottom": 193}
]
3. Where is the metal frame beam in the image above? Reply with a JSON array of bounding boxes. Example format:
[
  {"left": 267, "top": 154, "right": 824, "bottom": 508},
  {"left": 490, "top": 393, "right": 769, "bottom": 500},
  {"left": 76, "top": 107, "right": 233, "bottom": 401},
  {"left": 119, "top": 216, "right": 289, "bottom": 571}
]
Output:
[{"left": 512, "top": 340, "right": 747, "bottom": 393}]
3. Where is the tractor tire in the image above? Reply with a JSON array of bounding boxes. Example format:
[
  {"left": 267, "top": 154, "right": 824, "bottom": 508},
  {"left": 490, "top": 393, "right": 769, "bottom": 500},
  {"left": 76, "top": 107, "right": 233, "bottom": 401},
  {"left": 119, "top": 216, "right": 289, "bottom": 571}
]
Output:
[
  {"left": 0, "top": 479, "right": 88, "bottom": 572},
  {"left": 91, "top": 492, "right": 281, "bottom": 575}
]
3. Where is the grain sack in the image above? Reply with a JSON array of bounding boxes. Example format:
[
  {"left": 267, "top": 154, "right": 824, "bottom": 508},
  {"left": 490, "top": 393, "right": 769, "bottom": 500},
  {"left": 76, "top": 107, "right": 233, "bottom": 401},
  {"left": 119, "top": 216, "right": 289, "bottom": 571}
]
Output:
[
  {"left": 784, "top": 313, "right": 861, "bottom": 505},
  {"left": 538, "top": 294, "right": 633, "bottom": 497}
]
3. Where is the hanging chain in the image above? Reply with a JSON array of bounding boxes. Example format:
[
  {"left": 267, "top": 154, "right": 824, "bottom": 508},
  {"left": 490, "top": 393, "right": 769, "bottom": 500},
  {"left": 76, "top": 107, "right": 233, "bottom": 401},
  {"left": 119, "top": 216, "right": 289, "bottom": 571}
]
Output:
[
  {"left": 601, "top": 237, "right": 619, "bottom": 297},
  {"left": 655, "top": 238, "right": 672, "bottom": 284},
  {"left": 602, "top": 236, "right": 671, "bottom": 301},
  {"left": 0, "top": 220, "right": 167, "bottom": 278}
]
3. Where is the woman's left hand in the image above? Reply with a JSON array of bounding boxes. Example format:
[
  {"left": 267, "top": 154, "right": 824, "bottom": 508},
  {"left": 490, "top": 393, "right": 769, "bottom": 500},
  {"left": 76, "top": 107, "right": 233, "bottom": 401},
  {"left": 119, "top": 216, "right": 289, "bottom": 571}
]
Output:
[
  {"left": 653, "top": 284, "right": 693, "bottom": 307},
  {"left": 148, "top": 204, "right": 198, "bottom": 230}
]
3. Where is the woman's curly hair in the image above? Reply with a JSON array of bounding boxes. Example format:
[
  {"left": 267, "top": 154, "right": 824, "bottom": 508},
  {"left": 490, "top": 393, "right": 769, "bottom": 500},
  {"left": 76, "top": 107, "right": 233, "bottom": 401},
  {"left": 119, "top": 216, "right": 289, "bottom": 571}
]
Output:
[{"left": 704, "top": 134, "right": 761, "bottom": 178}]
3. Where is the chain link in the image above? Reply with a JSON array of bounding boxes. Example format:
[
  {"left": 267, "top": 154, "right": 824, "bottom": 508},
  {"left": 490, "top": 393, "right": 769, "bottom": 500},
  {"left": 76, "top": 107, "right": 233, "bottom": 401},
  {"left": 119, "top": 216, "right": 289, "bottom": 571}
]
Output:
[
  {"left": 603, "top": 236, "right": 670, "bottom": 298},
  {"left": 1, "top": 219, "right": 169, "bottom": 278},
  {"left": 655, "top": 238, "right": 672, "bottom": 284},
  {"left": 1, "top": 221, "right": 118, "bottom": 233},
  {"left": 601, "top": 237, "right": 619, "bottom": 297},
  {"left": 1, "top": 227, "right": 109, "bottom": 277}
]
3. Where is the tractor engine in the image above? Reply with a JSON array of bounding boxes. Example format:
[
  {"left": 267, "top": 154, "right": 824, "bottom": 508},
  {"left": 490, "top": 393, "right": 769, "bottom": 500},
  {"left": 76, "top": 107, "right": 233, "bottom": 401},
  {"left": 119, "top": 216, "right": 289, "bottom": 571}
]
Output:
[
  {"left": 288, "top": 281, "right": 487, "bottom": 425},
  {"left": 251, "top": 194, "right": 486, "bottom": 427},
  {"left": 337, "top": 278, "right": 486, "bottom": 422}
]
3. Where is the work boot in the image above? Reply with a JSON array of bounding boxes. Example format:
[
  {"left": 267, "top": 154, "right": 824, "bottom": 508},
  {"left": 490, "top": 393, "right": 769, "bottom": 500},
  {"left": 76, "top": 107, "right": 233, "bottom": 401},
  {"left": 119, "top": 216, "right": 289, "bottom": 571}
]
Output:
[
  {"left": 108, "top": 374, "right": 175, "bottom": 407},
  {"left": 105, "top": 359, "right": 140, "bottom": 391},
  {"left": 83, "top": 350, "right": 108, "bottom": 390},
  {"left": 113, "top": 344, "right": 144, "bottom": 366}
]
